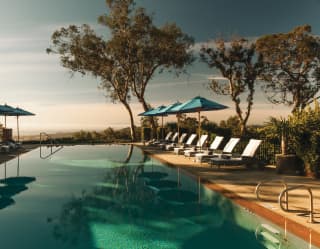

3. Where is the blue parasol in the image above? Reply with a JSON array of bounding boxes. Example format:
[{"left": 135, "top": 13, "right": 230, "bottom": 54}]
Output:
[
  {"left": 138, "top": 105, "right": 167, "bottom": 139},
  {"left": 0, "top": 104, "right": 16, "bottom": 127},
  {"left": 156, "top": 102, "right": 183, "bottom": 141},
  {"left": 13, "top": 107, "right": 35, "bottom": 142},
  {"left": 0, "top": 105, "right": 35, "bottom": 141},
  {"left": 138, "top": 105, "right": 167, "bottom": 117},
  {"left": 166, "top": 96, "right": 228, "bottom": 138}
]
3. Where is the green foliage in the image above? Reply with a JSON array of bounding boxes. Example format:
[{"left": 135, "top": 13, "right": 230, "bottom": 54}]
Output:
[
  {"left": 200, "top": 38, "right": 263, "bottom": 135},
  {"left": 141, "top": 127, "right": 152, "bottom": 141},
  {"left": 165, "top": 122, "right": 177, "bottom": 132},
  {"left": 179, "top": 115, "right": 198, "bottom": 134},
  {"left": 256, "top": 25, "right": 320, "bottom": 113},
  {"left": 260, "top": 101, "right": 320, "bottom": 176},
  {"left": 219, "top": 116, "right": 241, "bottom": 137},
  {"left": 259, "top": 117, "right": 291, "bottom": 155},
  {"left": 288, "top": 101, "right": 320, "bottom": 176},
  {"left": 101, "top": 0, "right": 194, "bottom": 133},
  {"left": 140, "top": 116, "right": 159, "bottom": 128},
  {"left": 47, "top": 0, "right": 194, "bottom": 141},
  {"left": 73, "top": 127, "right": 133, "bottom": 143}
]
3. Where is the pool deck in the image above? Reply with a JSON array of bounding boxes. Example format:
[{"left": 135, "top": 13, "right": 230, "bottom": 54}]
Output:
[
  {"left": 138, "top": 144, "right": 320, "bottom": 247},
  {"left": 0, "top": 144, "right": 38, "bottom": 164}
]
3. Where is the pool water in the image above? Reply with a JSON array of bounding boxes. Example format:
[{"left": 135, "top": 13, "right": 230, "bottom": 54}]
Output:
[{"left": 0, "top": 144, "right": 316, "bottom": 249}]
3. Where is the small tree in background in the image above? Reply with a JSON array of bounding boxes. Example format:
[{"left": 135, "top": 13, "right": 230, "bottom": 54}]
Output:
[
  {"left": 219, "top": 115, "right": 241, "bottom": 136},
  {"left": 200, "top": 38, "right": 263, "bottom": 135},
  {"left": 256, "top": 25, "right": 320, "bottom": 113},
  {"left": 179, "top": 114, "right": 198, "bottom": 134},
  {"left": 260, "top": 117, "right": 291, "bottom": 155}
]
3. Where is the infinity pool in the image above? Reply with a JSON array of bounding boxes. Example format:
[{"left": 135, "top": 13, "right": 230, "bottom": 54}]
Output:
[{"left": 0, "top": 144, "right": 316, "bottom": 249}]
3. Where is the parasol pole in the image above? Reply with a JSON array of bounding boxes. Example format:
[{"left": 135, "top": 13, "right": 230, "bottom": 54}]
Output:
[
  {"left": 161, "top": 116, "right": 164, "bottom": 140},
  {"left": 17, "top": 155, "right": 20, "bottom": 176},
  {"left": 177, "top": 114, "right": 180, "bottom": 143},
  {"left": 198, "top": 111, "right": 201, "bottom": 139},
  {"left": 16, "top": 116, "right": 20, "bottom": 142}
]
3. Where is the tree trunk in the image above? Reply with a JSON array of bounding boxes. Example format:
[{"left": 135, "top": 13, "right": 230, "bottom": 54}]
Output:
[
  {"left": 281, "top": 133, "right": 287, "bottom": 155},
  {"left": 240, "top": 122, "right": 247, "bottom": 136},
  {"left": 140, "top": 98, "right": 157, "bottom": 138},
  {"left": 231, "top": 94, "right": 247, "bottom": 136},
  {"left": 124, "top": 144, "right": 133, "bottom": 163},
  {"left": 122, "top": 101, "right": 137, "bottom": 141}
]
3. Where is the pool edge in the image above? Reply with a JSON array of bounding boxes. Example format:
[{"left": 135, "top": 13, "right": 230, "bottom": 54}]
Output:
[{"left": 141, "top": 146, "right": 320, "bottom": 248}]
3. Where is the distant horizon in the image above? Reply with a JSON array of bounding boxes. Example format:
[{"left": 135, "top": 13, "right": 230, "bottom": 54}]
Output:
[{"left": 9, "top": 101, "right": 292, "bottom": 137}]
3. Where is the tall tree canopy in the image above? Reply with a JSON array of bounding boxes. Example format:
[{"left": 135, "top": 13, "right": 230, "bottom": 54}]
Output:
[
  {"left": 47, "top": 0, "right": 194, "bottom": 140},
  {"left": 47, "top": 23, "right": 137, "bottom": 140},
  {"left": 100, "top": 0, "right": 194, "bottom": 134},
  {"left": 200, "top": 38, "right": 263, "bottom": 135},
  {"left": 256, "top": 25, "right": 320, "bottom": 113}
]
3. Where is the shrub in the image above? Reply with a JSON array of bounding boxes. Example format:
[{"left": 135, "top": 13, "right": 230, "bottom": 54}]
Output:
[{"left": 289, "top": 102, "right": 320, "bottom": 177}]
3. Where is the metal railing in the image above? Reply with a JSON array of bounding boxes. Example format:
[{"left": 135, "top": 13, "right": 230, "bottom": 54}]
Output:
[
  {"left": 255, "top": 223, "right": 286, "bottom": 249},
  {"left": 255, "top": 179, "right": 288, "bottom": 210},
  {"left": 278, "top": 185, "right": 314, "bottom": 223},
  {"left": 39, "top": 132, "right": 63, "bottom": 159}
]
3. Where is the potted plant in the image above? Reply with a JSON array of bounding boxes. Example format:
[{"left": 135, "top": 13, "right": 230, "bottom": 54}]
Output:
[
  {"left": 275, "top": 118, "right": 305, "bottom": 175},
  {"left": 290, "top": 104, "right": 320, "bottom": 178},
  {"left": 261, "top": 117, "right": 303, "bottom": 174}
]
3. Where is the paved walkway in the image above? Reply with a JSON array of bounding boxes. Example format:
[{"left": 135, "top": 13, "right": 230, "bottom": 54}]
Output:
[{"left": 139, "top": 144, "right": 320, "bottom": 247}]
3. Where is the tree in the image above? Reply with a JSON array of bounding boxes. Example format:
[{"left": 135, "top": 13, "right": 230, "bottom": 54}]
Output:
[
  {"left": 219, "top": 115, "right": 241, "bottom": 136},
  {"left": 100, "top": 0, "right": 194, "bottom": 134},
  {"left": 179, "top": 114, "right": 198, "bottom": 134},
  {"left": 289, "top": 101, "right": 320, "bottom": 177},
  {"left": 47, "top": 0, "right": 193, "bottom": 140},
  {"left": 47, "top": 23, "right": 137, "bottom": 141},
  {"left": 260, "top": 117, "right": 291, "bottom": 155},
  {"left": 256, "top": 25, "right": 320, "bottom": 113},
  {"left": 200, "top": 38, "right": 263, "bottom": 135}
]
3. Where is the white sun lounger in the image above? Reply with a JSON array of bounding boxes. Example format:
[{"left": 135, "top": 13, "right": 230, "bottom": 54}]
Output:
[
  {"left": 193, "top": 136, "right": 224, "bottom": 161},
  {"left": 210, "top": 139, "right": 262, "bottom": 169},
  {"left": 165, "top": 133, "right": 187, "bottom": 151},
  {"left": 184, "top": 134, "right": 209, "bottom": 157},
  {"left": 0, "top": 144, "right": 10, "bottom": 153},
  {"left": 195, "top": 137, "right": 240, "bottom": 163},
  {"left": 159, "top": 132, "right": 179, "bottom": 149},
  {"left": 149, "top": 131, "right": 173, "bottom": 145},
  {"left": 173, "top": 134, "right": 197, "bottom": 155}
]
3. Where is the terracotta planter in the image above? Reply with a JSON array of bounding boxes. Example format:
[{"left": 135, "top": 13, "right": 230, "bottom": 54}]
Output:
[{"left": 275, "top": 154, "right": 304, "bottom": 175}]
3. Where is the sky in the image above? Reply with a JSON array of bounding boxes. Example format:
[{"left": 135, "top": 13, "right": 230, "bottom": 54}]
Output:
[{"left": 1, "top": 0, "right": 320, "bottom": 135}]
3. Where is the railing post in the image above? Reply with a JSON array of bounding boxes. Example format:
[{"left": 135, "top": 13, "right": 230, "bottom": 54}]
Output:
[
  {"left": 255, "top": 180, "right": 288, "bottom": 210},
  {"left": 308, "top": 188, "right": 314, "bottom": 223},
  {"left": 39, "top": 132, "right": 63, "bottom": 159},
  {"left": 278, "top": 185, "right": 314, "bottom": 223}
]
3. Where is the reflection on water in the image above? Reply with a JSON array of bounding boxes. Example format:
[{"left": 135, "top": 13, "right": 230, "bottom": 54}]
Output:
[
  {"left": 49, "top": 146, "right": 265, "bottom": 249},
  {"left": 0, "top": 145, "right": 310, "bottom": 249},
  {"left": 0, "top": 156, "right": 36, "bottom": 210}
]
